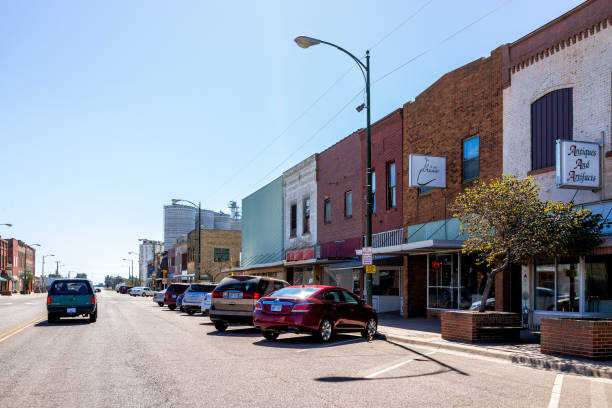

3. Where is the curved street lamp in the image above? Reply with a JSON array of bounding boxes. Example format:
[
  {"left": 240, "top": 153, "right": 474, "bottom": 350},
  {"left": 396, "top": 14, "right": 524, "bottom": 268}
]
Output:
[
  {"left": 172, "top": 199, "right": 202, "bottom": 282},
  {"left": 295, "top": 36, "right": 373, "bottom": 306},
  {"left": 0, "top": 223, "right": 12, "bottom": 227}
]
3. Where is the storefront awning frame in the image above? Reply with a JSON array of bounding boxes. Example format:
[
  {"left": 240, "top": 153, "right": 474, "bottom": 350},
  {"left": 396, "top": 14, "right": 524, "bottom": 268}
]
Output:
[{"left": 356, "top": 239, "right": 464, "bottom": 256}]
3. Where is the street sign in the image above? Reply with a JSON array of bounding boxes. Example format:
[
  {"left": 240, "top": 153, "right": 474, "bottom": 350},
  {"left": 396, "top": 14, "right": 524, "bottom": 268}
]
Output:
[
  {"left": 362, "top": 247, "right": 373, "bottom": 266},
  {"left": 152, "top": 275, "right": 156, "bottom": 280},
  {"left": 365, "top": 265, "right": 376, "bottom": 274},
  {"left": 162, "top": 279, "right": 167, "bottom": 284}
]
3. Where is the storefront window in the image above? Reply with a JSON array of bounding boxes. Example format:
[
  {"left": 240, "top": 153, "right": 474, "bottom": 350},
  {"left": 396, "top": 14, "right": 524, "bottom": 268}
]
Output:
[
  {"left": 459, "top": 254, "right": 489, "bottom": 310},
  {"left": 372, "top": 269, "right": 399, "bottom": 296},
  {"left": 586, "top": 256, "right": 612, "bottom": 313},
  {"left": 556, "top": 257, "right": 580, "bottom": 312},
  {"left": 428, "top": 253, "right": 458, "bottom": 309},
  {"left": 293, "top": 267, "right": 313, "bottom": 285},
  {"left": 535, "top": 258, "right": 555, "bottom": 311},
  {"left": 322, "top": 267, "right": 355, "bottom": 292}
]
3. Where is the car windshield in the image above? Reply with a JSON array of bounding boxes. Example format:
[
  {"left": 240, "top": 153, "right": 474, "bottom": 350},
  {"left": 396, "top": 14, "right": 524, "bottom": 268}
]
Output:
[
  {"left": 167, "top": 284, "right": 188, "bottom": 293},
  {"left": 187, "top": 284, "right": 216, "bottom": 292},
  {"left": 50, "top": 281, "right": 92, "bottom": 295},
  {"left": 269, "top": 287, "right": 319, "bottom": 298},
  {"left": 216, "top": 278, "right": 259, "bottom": 293}
]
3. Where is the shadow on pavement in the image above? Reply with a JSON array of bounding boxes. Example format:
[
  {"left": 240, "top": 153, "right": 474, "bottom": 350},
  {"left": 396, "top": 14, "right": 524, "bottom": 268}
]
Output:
[
  {"left": 35, "top": 319, "right": 91, "bottom": 327},
  {"left": 314, "top": 338, "right": 469, "bottom": 382},
  {"left": 253, "top": 333, "right": 366, "bottom": 350},
  {"left": 206, "top": 327, "right": 261, "bottom": 337}
]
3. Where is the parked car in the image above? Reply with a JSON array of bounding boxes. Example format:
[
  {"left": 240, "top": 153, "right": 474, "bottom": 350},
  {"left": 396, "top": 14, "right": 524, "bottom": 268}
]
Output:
[
  {"left": 201, "top": 291, "right": 212, "bottom": 315},
  {"left": 177, "top": 293, "right": 185, "bottom": 312},
  {"left": 164, "top": 283, "right": 189, "bottom": 310},
  {"left": 119, "top": 285, "right": 133, "bottom": 294},
  {"left": 47, "top": 279, "right": 97, "bottom": 323},
  {"left": 95, "top": 288, "right": 101, "bottom": 293},
  {"left": 210, "top": 275, "right": 289, "bottom": 332},
  {"left": 129, "top": 287, "right": 154, "bottom": 297},
  {"left": 182, "top": 283, "right": 217, "bottom": 315},
  {"left": 254, "top": 285, "right": 377, "bottom": 342},
  {"left": 153, "top": 289, "right": 166, "bottom": 306}
]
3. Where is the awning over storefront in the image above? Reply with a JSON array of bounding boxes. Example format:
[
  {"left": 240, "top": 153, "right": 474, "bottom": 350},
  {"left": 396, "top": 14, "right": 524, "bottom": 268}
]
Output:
[
  {"left": 328, "top": 256, "right": 403, "bottom": 271},
  {"left": 356, "top": 239, "right": 464, "bottom": 256},
  {"left": 224, "top": 261, "right": 284, "bottom": 273},
  {"left": 284, "top": 258, "right": 343, "bottom": 267}
]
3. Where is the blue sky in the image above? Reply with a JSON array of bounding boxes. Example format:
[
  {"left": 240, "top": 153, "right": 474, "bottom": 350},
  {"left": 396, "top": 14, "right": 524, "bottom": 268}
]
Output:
[{"left": 0, "top": 0, "right": 583, "bottom": 283}]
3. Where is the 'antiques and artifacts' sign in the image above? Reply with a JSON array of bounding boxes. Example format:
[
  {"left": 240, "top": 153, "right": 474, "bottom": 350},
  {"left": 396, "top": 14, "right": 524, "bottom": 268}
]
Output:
[
  {"left": 408, "top": 155, "right": 446, "bottom": 188},
  {"left": 556, "top": 140, "right": 601, "bottom": 189}
]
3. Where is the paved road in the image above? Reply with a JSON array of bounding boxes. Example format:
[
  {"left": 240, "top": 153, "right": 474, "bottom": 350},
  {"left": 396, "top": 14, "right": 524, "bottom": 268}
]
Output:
[{"left": 0, "top": 290, "right": 610, "bottom": 407}]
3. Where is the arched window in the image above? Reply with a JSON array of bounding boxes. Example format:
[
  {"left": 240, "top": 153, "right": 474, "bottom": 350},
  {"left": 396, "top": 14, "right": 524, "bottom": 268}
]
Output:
[{"left": 530, "top": 88, "right": 573, "bottom": 171}]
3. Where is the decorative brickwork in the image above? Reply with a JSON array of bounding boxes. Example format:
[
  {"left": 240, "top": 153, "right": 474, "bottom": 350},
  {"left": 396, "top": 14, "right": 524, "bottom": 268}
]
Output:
[
  {"left": 541, "top": 318, "right": 612, "bottom": 360},
  {"left": 441, "top": 311, "right": 521, "bottom": 343}
]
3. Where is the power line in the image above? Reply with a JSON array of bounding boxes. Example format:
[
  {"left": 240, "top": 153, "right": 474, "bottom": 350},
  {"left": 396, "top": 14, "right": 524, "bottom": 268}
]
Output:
[{"left": 368, "top": 0, "right": 435, "bottom": 51}]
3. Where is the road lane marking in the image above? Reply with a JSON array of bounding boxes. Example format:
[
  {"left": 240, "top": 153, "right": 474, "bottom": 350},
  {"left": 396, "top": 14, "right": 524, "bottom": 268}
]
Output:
[
  {"left": 548, "top": 374, "right": 564, "bottom": 408},
  {"left": 296, "top": 338, "right": 366, "bottom": 353},
  {"left": 0, "top": 314, "right": 47, "bottom": 343},
  {"left": 365, "top": 351, "right": 437, "bottom": 378}
]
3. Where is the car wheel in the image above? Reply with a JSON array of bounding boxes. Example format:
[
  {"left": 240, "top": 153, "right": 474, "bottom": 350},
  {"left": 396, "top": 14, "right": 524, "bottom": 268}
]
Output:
[
  {"left": 214, "top": 321, "right": 228, "bottom": 332},
  {"left": 361, "top": 318, "right": 377, "bottom": 340},
  {"left": 168, "top": 305, "right": 176, "bottom": 311},
  {"left": 262, "top": 330, "right": 279, "bottom": 341},
  {"left": 187, "top": 310, "right": 195, "bottom": 315},
  {"left": 158, "top": 302, "right": 164, "bottom": 307},
  {"left": 89, "top": 311, "right": 97, "bottom": 323},
  {"left": 141, "top": 293, "right": 146, "bottom": 297},
  {"left": 317, "top": 318, "right": 334, "bottom": 343}
]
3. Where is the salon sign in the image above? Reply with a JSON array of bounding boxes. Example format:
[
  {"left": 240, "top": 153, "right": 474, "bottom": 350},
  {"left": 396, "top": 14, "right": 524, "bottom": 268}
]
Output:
[
  {"left": 555, "top": 140, "right": 601, "bottom": 189},
  {"left": 408, "top": 155, "right": 446, "bottom": 188}
]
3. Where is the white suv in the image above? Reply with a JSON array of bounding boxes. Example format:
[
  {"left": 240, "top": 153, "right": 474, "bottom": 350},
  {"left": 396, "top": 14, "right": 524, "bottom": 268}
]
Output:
[{"left": 129, "top": 287, "right": 154, "bottom": 297}]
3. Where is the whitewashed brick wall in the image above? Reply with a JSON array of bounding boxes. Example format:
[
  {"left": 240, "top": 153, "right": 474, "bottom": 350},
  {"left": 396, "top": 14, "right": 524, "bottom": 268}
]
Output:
[
  {"left": 503, "top": 27, "right": 612, "bottom": 204},
  {"left": 283, "top": 155, "right": 317, "bottom": 251}
]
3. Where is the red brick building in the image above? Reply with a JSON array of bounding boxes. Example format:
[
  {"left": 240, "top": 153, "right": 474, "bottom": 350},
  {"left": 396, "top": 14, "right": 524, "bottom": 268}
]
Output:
[
  {"left": 0, "top": 238, "right": 9, "bottom": 295},
  {"left": 6, "top": 239, "right": 36, "bottom": 294}
]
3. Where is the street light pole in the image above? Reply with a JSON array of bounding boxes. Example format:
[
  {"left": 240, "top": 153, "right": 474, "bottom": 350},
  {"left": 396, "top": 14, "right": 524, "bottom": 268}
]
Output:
[
  {"left": 295, "top": 36, "right": 373, "bottom": 306},
  {"left": 172, "top": 199, "right": 202, "bottom": 282}
]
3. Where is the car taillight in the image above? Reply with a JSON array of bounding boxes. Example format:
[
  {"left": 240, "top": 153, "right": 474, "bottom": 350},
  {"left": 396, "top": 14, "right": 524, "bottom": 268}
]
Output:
[
  {"left": 47, "top": 296, "right": 51, "bottom": 305},
  {"left": 254, "top": 301, "right": 262, "bottom": 311},
  {"left": 212, "top": 291, "right": 223, "bottom": 298},
  {"left": 91, "top": 295, "right": 96, "bottom": 304},
  {"left": 291, "top": 303, "right": 312, "bottom": 313},
  {"left": 254, "top": 292, "right": 261, "bottom": 300}
]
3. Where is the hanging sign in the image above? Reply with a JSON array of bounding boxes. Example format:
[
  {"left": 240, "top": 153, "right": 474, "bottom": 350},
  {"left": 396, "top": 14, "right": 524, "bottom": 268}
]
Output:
[
  {"left": 556, "top": 140, "right": 601, "bottom": 189},
  {"left": 408, "top": 155, "right": 446, "bottom": 188},
  {"left": 361, "top": 247, "right": 372, "bottom": 266},
  {"left": 365, "top": 265, "right": 376, "bottom": 274}
]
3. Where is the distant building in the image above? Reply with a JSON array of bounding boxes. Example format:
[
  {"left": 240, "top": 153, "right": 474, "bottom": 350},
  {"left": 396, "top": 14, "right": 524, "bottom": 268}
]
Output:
[
  {"left": 0, "top": 238, "right": 8, "bottom": 295},
  {"left": 139, "top": 239, "right": 163, "bottom": 281},
  {"left": 188, "top": 229, "right": 241, "bottom": 282},
  {"left": 5, "top": 239, "right": 36, "bottom": 294}
]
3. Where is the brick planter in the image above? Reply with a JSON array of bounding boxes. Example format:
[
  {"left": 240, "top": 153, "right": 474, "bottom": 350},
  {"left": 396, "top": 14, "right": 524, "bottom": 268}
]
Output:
[
  {"left": 441, "top": 311, "right": 521, "bottom": 343},
  {"left": 541, "top": 318, "right": 612, "bottom": 360}
]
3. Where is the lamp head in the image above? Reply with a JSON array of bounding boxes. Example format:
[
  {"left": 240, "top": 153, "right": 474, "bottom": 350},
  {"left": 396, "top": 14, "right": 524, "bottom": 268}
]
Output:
[
  {"left": 171, "top": 199, "right": 181, "bottom": 204},
  {"left": 355, "top": 103, "right": 366, "bottom": 112},
  {"left": 295, "top": 36, "right": 321, "bottom": 49},
  {"left": 4, "top": 223, "right": 12, "bottom": 227}
]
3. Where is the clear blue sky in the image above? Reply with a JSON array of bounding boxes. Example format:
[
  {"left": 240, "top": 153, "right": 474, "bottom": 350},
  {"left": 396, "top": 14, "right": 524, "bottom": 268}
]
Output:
[{"left": 0, "top": 0, "right": 583, "bottom": 283}]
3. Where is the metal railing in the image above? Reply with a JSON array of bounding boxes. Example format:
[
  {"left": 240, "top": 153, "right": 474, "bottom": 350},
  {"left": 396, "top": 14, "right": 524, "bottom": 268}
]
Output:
[{"left": 364, "top": 228, "right": 404, "bottom": 248}]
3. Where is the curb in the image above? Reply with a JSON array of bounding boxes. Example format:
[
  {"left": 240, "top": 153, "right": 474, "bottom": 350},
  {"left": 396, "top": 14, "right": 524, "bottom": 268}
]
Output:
[{"left": 380, "top": 331, "right": 612, "bottom": 380}]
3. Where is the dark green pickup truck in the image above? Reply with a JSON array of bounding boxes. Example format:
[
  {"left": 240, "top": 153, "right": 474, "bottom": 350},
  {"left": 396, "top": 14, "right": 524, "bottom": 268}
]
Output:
[{"left": 47, "top": 279, "right": 97, "bottom": 323}]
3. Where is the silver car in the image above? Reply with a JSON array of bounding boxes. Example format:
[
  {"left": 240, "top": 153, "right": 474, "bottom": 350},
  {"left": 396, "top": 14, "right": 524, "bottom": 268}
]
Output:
[
  {"left": 152, "top": 289, "right": 166, "bottom": 307},
  {"left": 182, "top": 283, "right": 217, "bottom": 315}
]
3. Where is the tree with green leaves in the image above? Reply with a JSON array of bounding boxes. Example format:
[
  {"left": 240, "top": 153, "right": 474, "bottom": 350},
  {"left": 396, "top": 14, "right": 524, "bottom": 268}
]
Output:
[
  {"left": 19, "top": 271, "right": 35, "bottom": 294},
  {"left": 452, "top": 174, "right": 603, "bottom": 312}
]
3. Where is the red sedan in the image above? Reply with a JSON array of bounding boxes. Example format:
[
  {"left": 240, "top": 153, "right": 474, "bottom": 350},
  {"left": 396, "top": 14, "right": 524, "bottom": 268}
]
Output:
[{"left": 253, "top": 285, "right": 377, "bottom": 342}]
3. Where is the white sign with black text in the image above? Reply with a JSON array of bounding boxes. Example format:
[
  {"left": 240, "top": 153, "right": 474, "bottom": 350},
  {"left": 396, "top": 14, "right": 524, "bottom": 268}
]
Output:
[
  {"left": 408, "top": 155, "right": 446, "bottom": 188},
  {"left": 555, "top": 140, "right": 601, "bottom": 189}
]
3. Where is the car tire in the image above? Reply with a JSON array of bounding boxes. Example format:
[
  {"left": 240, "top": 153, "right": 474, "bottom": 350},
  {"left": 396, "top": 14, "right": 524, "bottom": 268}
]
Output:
[
  {"left": 361, "top": 318, "right": 377, "bottom": 340},
  {"left": 158, "top": 302, "right": 164, "bottom": 307},
  {"left": 214, "top": 321, "right": 228, "bottom": 332},
  {"left": 141, "top": 293, "right": 146, "bottom": 297},
  {"left": 317, "top": 318, "right": 334, "bottom": 343},
  {"left": 262, "top": 330, "right": 279, "bottom": 341},
  {"left": 89, "top": 311, "right": 97, "bottom": 323},
  {"left": 187, "top": 310, "right": 195, "bottom": 315},
  {"left": 168, "top": 305, "right": 176, "bottom": 311}
]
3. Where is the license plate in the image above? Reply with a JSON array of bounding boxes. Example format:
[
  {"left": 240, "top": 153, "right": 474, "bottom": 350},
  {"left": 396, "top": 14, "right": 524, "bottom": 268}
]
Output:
[
  {"left": 224, "top": 292, "right": 242, "bottom": 299},
  {"left": 67, "top": 308, "right": 76, "bottom": 314},
  {"left": 271, "top": 304, "right": 282, "bottom": 312},
  {"left": 172, "top": 294, "right": 176, "bottom": 298}
]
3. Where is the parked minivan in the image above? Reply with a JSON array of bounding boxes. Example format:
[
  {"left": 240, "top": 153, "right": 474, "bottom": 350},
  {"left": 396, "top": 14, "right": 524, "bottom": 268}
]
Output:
[
  {"left": 182, "top": 283, "right": 217, "bottom": 315},
  {"left": 164, "top": 283, "right": 190, "bottom": 310},
  {"left": 210, "top": 275, "right": 289, "bottom": 332}
]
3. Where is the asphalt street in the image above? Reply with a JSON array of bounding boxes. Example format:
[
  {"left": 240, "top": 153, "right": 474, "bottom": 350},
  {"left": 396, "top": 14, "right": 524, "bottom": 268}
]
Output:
[{"left": 0, "top": 290, "right": 610, "bottom": 408}]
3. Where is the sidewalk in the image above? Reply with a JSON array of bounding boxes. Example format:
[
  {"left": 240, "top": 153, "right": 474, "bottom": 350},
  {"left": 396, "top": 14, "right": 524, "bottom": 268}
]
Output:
[{"left": 378, "top": 314, "right": 612, "bottom": 379}]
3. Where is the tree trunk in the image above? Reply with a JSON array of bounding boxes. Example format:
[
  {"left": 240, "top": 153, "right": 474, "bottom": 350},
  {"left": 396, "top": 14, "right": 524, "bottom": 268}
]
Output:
[{"left": 478, "top": 254, "right": 510, "bottom": 313}]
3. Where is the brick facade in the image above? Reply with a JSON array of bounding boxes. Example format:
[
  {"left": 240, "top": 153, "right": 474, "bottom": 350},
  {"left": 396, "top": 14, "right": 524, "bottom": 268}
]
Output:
[
  {"left": 403, "top": 48, "right": 504, "bottom": 227},
  {"left": 361, "top": 108, "right": 404, "bottom": 235},
  {"left": 188, "top": 229, "right": 241, "bottom": 282},
  {"left": 541, "top": 318, "right": 612, "bottom": 360},
  {"left": 317, "top": 131, "right": 363, "bottom": 258}
]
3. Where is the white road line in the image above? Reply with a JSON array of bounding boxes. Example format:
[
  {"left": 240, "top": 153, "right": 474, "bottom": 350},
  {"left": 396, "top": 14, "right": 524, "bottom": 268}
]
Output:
[
  {"left": 296, "top": 338, "right": 365, "bottom": 353},
  {"left": 548, "top": 374, "right": 564, "bottom": 408},
  {"left": 365, "top": 351, "right": 436, "bottom": 379},
  {"left": 0, "top": 303, "right": 13, "bottom": 305},
  {"left": 591, "top": 378, "right": 608, "bottom": 408}
]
